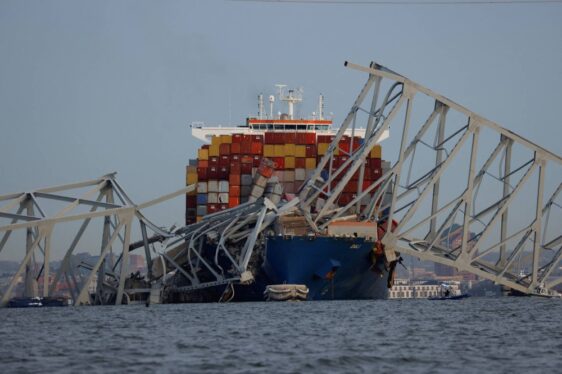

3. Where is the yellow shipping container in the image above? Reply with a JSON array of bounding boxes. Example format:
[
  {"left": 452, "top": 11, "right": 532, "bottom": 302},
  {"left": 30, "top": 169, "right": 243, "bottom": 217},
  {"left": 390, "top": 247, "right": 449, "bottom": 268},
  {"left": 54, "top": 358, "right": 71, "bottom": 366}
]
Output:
[
  {"left": 285, "top": 156, "right": 296, "bottom": 169},
  {"left": 295, "top": 145, "right": 306, "bottom": 158},
  {"left": 198, "top": 148, "right": 209, "bottom": 160},
  {"left": 317, "top": 143, "right": 329, "bottom": 155},
  {"left": 220, "top": 134, "right": 232, "bottom": 144},
  {"left": 186, "top": 172, "right": 198, "bottom": 186},
  {"left": 370, "top": 145, "right": 382, "bottom": 158},
  {"left": 211, "top": 135, "right": 221, "bottom": 147},
  {"left": 284, "top": 144, "right": 296, "bottom": 156},
  {"left": 264, "top": 144, "right": 275, "bottom": 157},
  {"left": 305, "top": 158, "right": 316, "bottom": 169},
  {"left": 274, "top": 145, "right": 285, "bottom": 157},
  {"left": 209, "top": 144, "right": 220, "bottom": 157},
  {"left": 196, "top": 216, "right": 203, "bottom": 223}
]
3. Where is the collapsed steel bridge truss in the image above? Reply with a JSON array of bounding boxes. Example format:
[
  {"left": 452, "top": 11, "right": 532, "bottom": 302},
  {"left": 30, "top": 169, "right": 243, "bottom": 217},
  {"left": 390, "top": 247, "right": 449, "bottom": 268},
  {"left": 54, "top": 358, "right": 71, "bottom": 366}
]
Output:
[
  {"left": 0, "top": 173, "right": 190, "bottom": 306},
  {"left": 1, "top": 61, "right": 560, "bottom": 305},
  {"left": 299, "top": 61, "right": 562, "bottom": 297}
]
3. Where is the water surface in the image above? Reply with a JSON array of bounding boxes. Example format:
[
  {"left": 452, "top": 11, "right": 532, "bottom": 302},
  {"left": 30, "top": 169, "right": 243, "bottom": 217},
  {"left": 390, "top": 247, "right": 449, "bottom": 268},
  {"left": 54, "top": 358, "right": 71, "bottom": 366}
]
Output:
[{"left": 1, "top": 298, "right": 560, "bottom": 373}]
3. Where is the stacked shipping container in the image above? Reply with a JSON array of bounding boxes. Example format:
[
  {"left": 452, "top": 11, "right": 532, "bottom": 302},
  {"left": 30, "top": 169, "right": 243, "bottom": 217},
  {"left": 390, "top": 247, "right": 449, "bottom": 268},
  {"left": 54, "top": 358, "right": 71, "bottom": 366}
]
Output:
[{"left": 186, "top": 132, "right": 383, "bottom": 224}]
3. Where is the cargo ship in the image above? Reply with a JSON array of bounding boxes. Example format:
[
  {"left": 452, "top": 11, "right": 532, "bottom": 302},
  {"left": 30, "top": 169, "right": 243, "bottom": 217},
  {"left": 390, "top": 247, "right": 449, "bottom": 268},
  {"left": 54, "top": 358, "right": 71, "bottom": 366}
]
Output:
[{"left": 181, "top": 87, "right": 392, "bottom": 301}]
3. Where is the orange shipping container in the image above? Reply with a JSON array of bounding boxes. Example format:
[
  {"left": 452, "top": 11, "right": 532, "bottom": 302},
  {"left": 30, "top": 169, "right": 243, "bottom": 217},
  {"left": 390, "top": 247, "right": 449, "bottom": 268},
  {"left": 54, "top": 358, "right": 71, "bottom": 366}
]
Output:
[
  {"left": 228, "top": 197, "right": 240, "bottom": 208},
  {"left": 251, "top": 142, "right": 263, "bottom": 155},
  {"left": 229, "top": 174, "right": 241, "bottom": 186},
  {"left": 229, "top": 185, "right": 241, "bottom": 196}
]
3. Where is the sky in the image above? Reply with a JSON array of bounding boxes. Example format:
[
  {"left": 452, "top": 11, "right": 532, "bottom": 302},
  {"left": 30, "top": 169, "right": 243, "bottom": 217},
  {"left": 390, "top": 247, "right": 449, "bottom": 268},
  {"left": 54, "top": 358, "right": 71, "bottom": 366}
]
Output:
[{"left": 0, "top": 0, "right": 561, "bottom": 260}]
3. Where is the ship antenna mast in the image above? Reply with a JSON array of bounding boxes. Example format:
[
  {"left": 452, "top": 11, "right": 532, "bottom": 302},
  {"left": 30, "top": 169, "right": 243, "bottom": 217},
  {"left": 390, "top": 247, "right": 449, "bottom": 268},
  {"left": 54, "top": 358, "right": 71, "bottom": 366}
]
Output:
[
  {"left": 258, "top": 94, "right": 264, "bottom": 120},
  {"left": 276, "top": 84, "right": 302, "bottom": 120},
  {"left": 318, "top": 94, "right": 324, "bottom": 120}
]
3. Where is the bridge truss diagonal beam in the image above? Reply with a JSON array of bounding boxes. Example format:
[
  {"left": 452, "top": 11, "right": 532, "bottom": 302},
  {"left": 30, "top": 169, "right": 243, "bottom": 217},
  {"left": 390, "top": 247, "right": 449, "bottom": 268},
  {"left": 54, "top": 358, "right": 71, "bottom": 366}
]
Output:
[{"left": 299, "top": 61, "right": 562, "bottom": 297}]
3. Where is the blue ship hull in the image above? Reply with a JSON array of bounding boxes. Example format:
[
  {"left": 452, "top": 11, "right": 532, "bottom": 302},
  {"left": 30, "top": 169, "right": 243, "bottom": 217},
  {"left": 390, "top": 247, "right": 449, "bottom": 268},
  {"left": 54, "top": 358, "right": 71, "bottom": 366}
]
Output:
[{"left": 261, "top": 236, "right": 388, "bottom": 300}]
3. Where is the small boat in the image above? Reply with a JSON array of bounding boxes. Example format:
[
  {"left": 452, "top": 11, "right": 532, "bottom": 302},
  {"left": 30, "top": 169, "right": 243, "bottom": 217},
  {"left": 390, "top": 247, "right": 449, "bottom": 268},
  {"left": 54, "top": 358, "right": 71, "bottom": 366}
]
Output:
[
  {"left": 428, "top": 283, "right": 470, "bottom": 300},
  {"left": 428, "top": 293, "right": 471, "bottom": 301},
  {"left": 264, "top": 284, "right": 309, "bottom": 301},
  {"left": 8, "top": 296, "right": 70, "bottom": 308}
]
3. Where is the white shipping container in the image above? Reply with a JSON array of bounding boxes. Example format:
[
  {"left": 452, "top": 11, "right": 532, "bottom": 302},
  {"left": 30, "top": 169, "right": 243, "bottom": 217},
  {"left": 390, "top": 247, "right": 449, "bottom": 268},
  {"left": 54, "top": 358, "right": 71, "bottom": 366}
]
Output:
[
  {"left": 218, "top": 193, "right": 229, "bottom": 203},
  {"left": 208, "top": 180, "right": 219, "bottom": 193},
  {"left": 295, "top": 168, "right": 306, "bottom": 181},
  {"left": 251, "top": 185, "right": 265, "bottom": 198},
  {"left": 284, "top": 170, "right": 295, "bottom": 182},
  {"left": 218, "top": 181, "right": 229, "bottom": 193},
  {"left": 254, "top": 174, "right": 268, "bottom": 188},
  {"left": 197, "top": 182, "right": 208, "bottom": 193},
  {"left": 274, "top": 171, "right": 284, "bottom": 183},
  {"left": 207, "top": 192, "right": 218, "bottom": 204}
]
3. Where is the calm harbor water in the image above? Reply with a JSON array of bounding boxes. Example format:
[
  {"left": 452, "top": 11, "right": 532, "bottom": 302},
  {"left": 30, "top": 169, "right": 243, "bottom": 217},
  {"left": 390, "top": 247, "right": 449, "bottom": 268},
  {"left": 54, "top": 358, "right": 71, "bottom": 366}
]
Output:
[{"left": 1, "top": 298, "right": 560, "bottom": 373}]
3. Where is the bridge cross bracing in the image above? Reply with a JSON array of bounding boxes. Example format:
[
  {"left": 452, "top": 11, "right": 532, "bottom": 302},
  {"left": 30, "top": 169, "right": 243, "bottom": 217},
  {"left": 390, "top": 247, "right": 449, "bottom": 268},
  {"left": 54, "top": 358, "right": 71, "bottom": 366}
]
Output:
[{"left": 299, "top": 61, "right": 562, "bottom": 297}]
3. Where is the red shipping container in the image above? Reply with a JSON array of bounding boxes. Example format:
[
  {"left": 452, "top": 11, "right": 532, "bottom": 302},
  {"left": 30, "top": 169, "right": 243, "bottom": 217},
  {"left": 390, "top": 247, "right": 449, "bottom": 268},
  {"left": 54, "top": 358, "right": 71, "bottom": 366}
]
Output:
[
  {"left": 343, "top": 181, "right": 358, "bottom": 193},
  {"left": 219, "top": 143, "right": 230, "bottom": 155},
  {"left": 317, "top": 135, "right": 327, "bottom": 143},
  {"left": 241, "top": 141, "right": 252, "bottom": 154},
  {"left": 251, "top": 142, "right": 263, "bottom": 155},
  {"left": 258, "top": 164, "right": 274, "bottom": 178},
  {"left": 284, "top": 132, "right": 296, "bottom": 144},
  {"left": 228, "top": 197, "right": 240, "bottom": 208},
  {"left": 230, "top": 142, "right": 241, "bottom": 154},
  {"left": 219, "top": 204, "right": 228, "bottom": 211},
  {"left": 295, "top": 157, "right": 306, "bottom": 168},
  {"left": 241, "top": 155, "right": 253, "bottom": 164},
  {"left": 305, "top": 144, "right": 317, "bottom": 158},
  {"left": 219, "top": 167, "right": 229, "bottom": 180},
  {"left": 363, "top": 180, "right": 376, "bottom": 191},
  {"left": 229, "top": 185, "right": 240, "bottom": 196},
  {"left": 186, "top": 195, "right": 197, "bottom": 209},
  {"left": 229, "top": 174, "right": 241, "bottom": 186},
  {"left": 305, "top": 132, "right": 316, "bottom": 145},
  {"left": 202, "top": 144, "right": 210, "bottom": 149},
  {"left": 219, "top": 155, "right": 230, "bottom": 167},
  {"left": 230, "top": 162, "right": 241, "bottom": 174},
  {"left": 207, "top": 204, "right": 218, "bottom": 214},
  {"left": 208, "top": 166, "right": 219, "bottom": 179},
  {"left": 295, "top": 132, "right": 306, "bottom": 145},
  {"left": 209, "top": 156, "right": 219, "bottom": 166},
  {"left": 338, "top": 193, "right": 354, "bottom": 206},
  {"left": 369, "top": 158, "right": 382, "bottom": 169},
  {"left": 197, "top": 167, "right": 208, "bottom": 180},
  {"left": 252, "top": 134, "right": 264, "bottom": 143},
  {"left": 198, "top": 160, "right": 209, "bottom": 168},
  {"left": 265, "top": 132, "right": 275, "bottom": 144},
  {"left": 275, "top": 133, "right": 285, "bottom": 144},
  {"left": 272, "top": 157, "right": 285, "bottom": 169},
  {"left": 339, "top": 139, "right": 350, "bottom": 154},
  {"left": 241, "top": 163, "right": 253, "bottom": 174},
  {"left": 231, "top": 154, "right": 241, "bottom": 163},
  {"left": 232, "top": 134, "right": 243, "bottom": 143},
  {"left": 242, "top": 134, "right": 253, "bottom": 143},
  {"left": 252, "top": 155, "right": 261, "bottom": 167}
]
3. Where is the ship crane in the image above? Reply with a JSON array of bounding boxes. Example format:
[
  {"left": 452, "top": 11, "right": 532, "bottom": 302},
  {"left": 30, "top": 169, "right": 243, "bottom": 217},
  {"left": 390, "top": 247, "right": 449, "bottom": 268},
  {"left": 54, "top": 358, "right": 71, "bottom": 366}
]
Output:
[{"left": 0, "top": 61, "right": 561, "bottom": 307}]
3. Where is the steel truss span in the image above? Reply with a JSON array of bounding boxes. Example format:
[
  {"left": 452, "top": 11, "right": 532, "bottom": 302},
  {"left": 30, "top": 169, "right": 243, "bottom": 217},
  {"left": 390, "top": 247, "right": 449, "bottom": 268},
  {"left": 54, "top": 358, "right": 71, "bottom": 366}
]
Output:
[
  {"left": 0, "top": 173, "right": 190, "bottom": 306},
  {"left": 299, "top": 61, "right": 561, "bottom": 297},
  {"left": 1, "top": 61, "right": 560, "bottom": 306}
]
